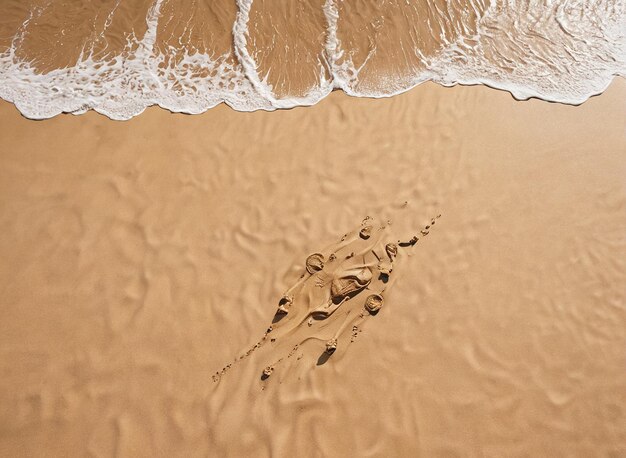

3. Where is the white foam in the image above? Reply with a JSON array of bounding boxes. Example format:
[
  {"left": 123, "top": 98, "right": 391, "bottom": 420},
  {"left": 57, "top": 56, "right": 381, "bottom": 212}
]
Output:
[
  {"left": 0, "top": 0, "right": 624, "bottom": 120},
  {"left": 232, "top": 0, "right": 335, "bottom": 109},
  {"left": 426, "top": 0, "right": 626, "bottom": 104},
  {"left": 0, "top": 0, "right": 272, "bottom": 119}
]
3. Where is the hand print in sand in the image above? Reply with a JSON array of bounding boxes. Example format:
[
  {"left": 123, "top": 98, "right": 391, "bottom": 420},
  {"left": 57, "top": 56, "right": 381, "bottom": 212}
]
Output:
[{"left": 213, "top": 211, "right": 440, "bottom": 384}]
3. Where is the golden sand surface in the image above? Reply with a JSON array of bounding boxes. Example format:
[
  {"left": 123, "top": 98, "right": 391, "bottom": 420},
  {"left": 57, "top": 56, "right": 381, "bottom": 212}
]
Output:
[{"left": 0, "top": 81, "right": 625, "bottom": 457}]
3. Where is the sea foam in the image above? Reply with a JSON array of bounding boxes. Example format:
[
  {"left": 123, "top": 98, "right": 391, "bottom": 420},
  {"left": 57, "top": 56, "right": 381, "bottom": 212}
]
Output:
[{"left": 0, "top": 0, "right": 624, "bottom": 120}]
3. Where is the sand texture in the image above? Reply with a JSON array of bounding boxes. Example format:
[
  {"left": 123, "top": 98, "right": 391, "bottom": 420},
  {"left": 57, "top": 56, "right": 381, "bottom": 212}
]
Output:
[{"left": 0, "top": 80, "right": 625, "bottom": 457}]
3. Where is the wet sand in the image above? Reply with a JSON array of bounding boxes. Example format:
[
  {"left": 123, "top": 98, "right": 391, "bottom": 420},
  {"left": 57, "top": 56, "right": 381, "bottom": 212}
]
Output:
[
  {"left": 2, "top": 1, "right": 623, "bottom": 118},
  {"left": 0, "top": 80, "right": 625, "bottom": 457}
]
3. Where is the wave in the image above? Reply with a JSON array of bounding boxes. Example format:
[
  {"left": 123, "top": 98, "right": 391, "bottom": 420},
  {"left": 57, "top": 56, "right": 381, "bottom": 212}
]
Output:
[{"left": 0, "top": 0, "right": 624, "bottom": 120}]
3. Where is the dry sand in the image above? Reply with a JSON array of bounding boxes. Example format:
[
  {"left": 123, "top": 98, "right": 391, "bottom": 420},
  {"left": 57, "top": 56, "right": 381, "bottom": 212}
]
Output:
[{"left": 0, "top": 80, "right": 625, "bottom": 457}]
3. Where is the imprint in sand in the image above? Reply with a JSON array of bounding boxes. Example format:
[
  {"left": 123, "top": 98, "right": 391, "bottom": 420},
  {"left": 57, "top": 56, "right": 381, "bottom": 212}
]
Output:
[{"left": 213, "top": 211, "right": 441, "bottom": 384}]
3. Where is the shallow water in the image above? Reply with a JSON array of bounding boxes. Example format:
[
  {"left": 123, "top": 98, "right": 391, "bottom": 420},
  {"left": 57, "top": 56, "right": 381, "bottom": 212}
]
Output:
[{"left": 0, "top": 0, "right": 624, "bottom": 119}]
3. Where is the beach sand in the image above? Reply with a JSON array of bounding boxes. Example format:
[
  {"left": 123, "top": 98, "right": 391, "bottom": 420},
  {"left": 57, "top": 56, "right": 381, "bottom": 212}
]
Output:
[{"left": 0, "top": 80, "right": 625, "bottom": 457}]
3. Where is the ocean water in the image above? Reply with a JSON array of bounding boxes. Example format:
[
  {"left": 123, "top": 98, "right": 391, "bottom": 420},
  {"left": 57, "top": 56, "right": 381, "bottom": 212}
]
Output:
[{"left": 0, "top": 0, "right": 624, "bottom": 120}]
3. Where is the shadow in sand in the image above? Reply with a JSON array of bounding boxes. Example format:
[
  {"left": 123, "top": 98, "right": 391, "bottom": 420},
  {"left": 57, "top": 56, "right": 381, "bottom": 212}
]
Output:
[
  {"left": 316, "top": 351, "right": 333, "bottom": 366},
  {"left": 272, "top": 312, "right": 287, "bottom": 324}
]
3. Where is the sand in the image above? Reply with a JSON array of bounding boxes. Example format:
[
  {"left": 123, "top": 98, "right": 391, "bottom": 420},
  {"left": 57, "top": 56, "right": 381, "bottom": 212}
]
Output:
[{"left": 0, "top": 80, "right": 625, "bottom": 457}]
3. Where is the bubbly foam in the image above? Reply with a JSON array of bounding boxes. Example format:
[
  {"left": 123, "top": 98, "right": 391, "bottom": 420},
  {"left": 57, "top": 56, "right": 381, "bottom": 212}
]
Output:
[{"left": 0, "top": 0, "right": 624, "bottom": 119}]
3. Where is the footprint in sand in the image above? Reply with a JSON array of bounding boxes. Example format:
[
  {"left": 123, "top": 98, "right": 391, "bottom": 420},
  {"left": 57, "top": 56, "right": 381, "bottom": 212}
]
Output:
[{"left": 213, "top": 212, "right": 441, "bottom": 384}]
